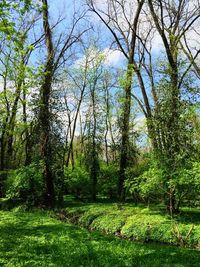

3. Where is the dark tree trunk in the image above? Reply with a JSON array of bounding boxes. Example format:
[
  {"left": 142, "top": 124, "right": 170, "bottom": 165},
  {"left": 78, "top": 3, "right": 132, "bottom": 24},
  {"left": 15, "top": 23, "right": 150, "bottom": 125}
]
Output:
[
  {"left": 118, "top": 63, "right": 133, "bottom": 201},
  {"left": 90, "top": 78, "right": 99, "bottom": 201},
  {"left": 22, "top": 83, "right": 32, "bottom": 166},
  {"left": 104, "top": 86, "right": 110, "bottom": 165},
  {"left": 39, "top": 0, "right": 55, "bottom": 208},
  {"left": 0, "top": 125, "right": 7, "bottom": 171},
  {"left": 91, "top": 156, "right": 98, "bottom": 201},
  {"left": 166, "top": 188, "right": 179, "bottom": 215}
]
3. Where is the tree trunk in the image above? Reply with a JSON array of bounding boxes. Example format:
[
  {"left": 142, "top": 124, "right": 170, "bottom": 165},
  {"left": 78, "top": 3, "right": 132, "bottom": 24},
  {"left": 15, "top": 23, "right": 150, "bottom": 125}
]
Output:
[
  {"left": 39, "top": 0, "right": 55, "bottom": 208},
  {"left": 118, "top": 63, "right": 133, "bottom": 200},
  {"left": 66, "top": 94, "right": 84, "bottom": 168}
]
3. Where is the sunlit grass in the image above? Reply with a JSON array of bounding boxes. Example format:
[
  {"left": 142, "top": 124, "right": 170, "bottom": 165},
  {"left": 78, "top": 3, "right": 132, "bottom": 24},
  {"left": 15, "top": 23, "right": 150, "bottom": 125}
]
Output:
[{"left": 0, "top": 210, "right": 200, "bottom": 266}]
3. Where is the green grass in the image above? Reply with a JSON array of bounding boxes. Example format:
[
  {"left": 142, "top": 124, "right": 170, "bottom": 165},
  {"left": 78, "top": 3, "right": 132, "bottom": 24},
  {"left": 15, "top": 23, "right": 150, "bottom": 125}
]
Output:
[
  {"left": 63, "top": 199, "right": 200, "bottom": 248},
  {"left": 0, "top": 210, "right": 200, "bottom": 266}
]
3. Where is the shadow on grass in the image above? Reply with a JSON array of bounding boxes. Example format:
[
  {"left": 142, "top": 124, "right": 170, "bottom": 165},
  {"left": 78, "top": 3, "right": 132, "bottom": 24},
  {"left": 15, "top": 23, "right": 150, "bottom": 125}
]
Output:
[
  {"left": 177, "top": 209, "right": 200, "bottom": 225},
  {"left": 0, "top": 211, "right": 199, "bottom": 267}
]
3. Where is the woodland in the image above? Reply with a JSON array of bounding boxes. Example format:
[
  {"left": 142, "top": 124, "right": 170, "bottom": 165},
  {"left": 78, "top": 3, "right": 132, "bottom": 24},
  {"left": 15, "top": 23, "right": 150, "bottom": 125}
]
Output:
[{"left": 0, "top": 0, "right": 200, "bottom": 265}]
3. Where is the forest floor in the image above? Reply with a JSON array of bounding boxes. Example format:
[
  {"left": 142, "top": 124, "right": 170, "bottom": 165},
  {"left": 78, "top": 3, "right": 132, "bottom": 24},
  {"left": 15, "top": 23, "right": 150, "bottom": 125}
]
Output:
[{"left": 0, "top": 208, "right": 200, "bottom": 267}]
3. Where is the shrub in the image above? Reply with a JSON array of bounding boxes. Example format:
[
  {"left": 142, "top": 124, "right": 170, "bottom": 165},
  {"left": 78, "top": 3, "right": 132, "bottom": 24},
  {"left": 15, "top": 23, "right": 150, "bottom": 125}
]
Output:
[
  {"left": 98, "top": 164, "right": 118, "bottom": 199},
  {"left": 124, "top": 159, "right": 162, "bottom": 203},
  {"left": 6, "top": 161, "right": 44, "bottom": 206},
  {"left": 175, "top": 162, "right": 200, "bottom": 207},
  {"left": 64, "top": 166, "right": 90, "bottom": 198}
]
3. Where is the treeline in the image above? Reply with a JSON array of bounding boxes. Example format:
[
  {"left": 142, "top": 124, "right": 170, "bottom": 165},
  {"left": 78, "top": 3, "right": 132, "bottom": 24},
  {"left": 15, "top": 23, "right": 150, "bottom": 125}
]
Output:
[{"left": 0, "top": 0, "right": 200, "bottom": 212}]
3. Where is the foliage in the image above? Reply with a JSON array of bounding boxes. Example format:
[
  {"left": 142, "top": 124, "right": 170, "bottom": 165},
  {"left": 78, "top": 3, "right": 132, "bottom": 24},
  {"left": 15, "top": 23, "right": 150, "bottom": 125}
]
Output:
[
  {"left": 175, "top": 162, "right": 200, "bottom": 207},
  {"left": 133, "top": 166, "right": 163, "bottom": 200},
  {"left": 64, "top": 166, "right": 90, "bottom": 198},
  {"left": 125, "top": 148, "right": 200, "bottom": 207},
  {"left": 125, "top": 157, "right": 162, "bottom": 203},
  {"left": 0, "top": 0, "right": 200, "bottom": 210},
  {"left": 98, "top": 164, "right": 118, "bottom": 199},
  {"left": 5, "top": 161, "right": 44, "bottom": 206}
]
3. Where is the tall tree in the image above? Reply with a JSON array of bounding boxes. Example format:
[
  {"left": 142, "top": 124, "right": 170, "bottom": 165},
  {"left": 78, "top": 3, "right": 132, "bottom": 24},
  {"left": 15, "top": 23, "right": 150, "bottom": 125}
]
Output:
[
  {"left": 87, "top": 0, "right": 145, "bottom": 200},
  {"left": 147, "top": 0, "right": 200, "bottom": 212},
  {"left": 39, "top": 0, "right": 88, "bottom": 206},
  {"left": 39, "top": 0, "right": 55, "bottom": 207}
]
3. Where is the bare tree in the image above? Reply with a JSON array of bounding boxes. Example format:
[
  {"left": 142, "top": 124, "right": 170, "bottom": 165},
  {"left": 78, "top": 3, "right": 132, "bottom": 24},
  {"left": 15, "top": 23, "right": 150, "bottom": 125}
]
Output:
[{"left": 64, "top": 49, "right": 91, "bottom": 168}]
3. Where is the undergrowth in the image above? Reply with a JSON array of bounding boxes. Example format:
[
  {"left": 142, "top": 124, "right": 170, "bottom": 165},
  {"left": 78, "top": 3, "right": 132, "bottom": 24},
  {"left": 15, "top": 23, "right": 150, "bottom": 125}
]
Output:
[{"left": 62, "top": 200, "right": 200, "bottom": 249}]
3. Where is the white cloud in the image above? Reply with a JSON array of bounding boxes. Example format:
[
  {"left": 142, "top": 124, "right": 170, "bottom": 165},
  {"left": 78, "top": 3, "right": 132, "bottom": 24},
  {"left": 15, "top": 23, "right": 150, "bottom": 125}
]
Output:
[
  {"left": 151, "top": 32, "right": 164, "bottom": 53},
  {"left": 74, "top": 47, "right": 124, "bottom": 68},
  {"left": 103, "top": 48, "right": 124, "bottom": 65}
]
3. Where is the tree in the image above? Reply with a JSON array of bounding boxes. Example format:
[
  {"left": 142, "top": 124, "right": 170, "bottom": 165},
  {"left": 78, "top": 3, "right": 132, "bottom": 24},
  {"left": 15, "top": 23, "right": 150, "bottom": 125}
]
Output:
[
  {"left": 38, "top": 0, "right": 88, "bottom": 206},
  {"left": 81, "top": 47, "right": 105, "bottom": 200},
  {"left": 147, "top": 0, "right": 200, "bottom": 213},
  {"left": 38, "top": 0, "right": 55, "bottom": 207},
  {"left": 0, "top": 0, "right": 38, "bottom": 196},
  {"left": 87, "top": 0, "right": 145, "bottom": 200}
]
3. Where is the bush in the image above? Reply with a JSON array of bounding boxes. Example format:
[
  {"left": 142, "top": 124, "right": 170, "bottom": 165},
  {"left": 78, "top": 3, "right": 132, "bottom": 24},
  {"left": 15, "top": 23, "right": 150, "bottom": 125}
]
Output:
[
  {"left": 5, "top": 161, "right": 44, "bottom": 206},
  {"left": 125, "top": 158, "right": 200, "bottom": 207},
  {"left": 175, "top": 162, "right": 200, "bottom": 207},
  {"left": 65, "top": 166, "right": 90, "bottom": 198},
  {"left": 98, "top": 164, "right": 118, "bottom": 199},
  {"left": 124, "top": 160, "right": 160, "bottom": 203}
]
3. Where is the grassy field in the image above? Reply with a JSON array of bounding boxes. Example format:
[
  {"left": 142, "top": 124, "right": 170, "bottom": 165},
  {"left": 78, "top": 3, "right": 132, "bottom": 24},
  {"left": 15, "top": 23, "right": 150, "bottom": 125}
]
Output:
[
  {"left": 63, "top": 199, "right": 200, "bottom": 248},
  {"left": 0, "top": 210, "right": 200, "bottom": 267}
]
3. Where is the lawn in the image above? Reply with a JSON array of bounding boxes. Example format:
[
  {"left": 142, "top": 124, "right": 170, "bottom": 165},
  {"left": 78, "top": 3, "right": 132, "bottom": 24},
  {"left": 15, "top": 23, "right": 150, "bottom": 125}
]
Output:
[{"left": 0, "top": 210, "right": 200, "bottom": 267}]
